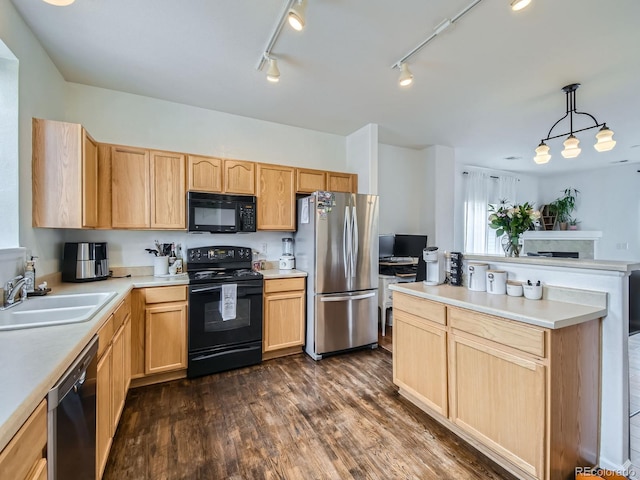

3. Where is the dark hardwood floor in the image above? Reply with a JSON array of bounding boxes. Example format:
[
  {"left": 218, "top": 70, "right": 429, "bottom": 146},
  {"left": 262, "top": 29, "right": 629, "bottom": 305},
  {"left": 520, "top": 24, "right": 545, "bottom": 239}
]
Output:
[{"left": 105, "top": 349, "right": 517, "bottom": 480}]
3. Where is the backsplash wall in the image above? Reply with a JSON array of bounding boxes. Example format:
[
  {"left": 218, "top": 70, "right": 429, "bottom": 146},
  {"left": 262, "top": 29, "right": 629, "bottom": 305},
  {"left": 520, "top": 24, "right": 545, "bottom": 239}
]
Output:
[{"left": 0, "top": 248, "right": 27, "bottom": 284}]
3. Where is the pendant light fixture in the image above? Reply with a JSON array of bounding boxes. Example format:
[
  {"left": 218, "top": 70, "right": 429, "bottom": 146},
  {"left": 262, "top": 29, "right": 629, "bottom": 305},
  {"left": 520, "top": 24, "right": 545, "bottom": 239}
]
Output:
[
  {"left": 533, "top": 83, "right": 616, "bottom": 164},
  {"left": 288, "top": 0, "right": 307, "bottom": 31}
]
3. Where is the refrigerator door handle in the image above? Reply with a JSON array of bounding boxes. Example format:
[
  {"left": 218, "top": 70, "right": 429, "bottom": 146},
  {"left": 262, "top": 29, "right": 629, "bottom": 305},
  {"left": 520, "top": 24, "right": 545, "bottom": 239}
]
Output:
[
  {"left": 351, "top": 205, "right": 358, "bottom": 277},
  {"left": 320, "top": 292, "right": 376, "bottom": 302},
  {"left": 343, "top": 206, "right": 351, "bottom": 278}
]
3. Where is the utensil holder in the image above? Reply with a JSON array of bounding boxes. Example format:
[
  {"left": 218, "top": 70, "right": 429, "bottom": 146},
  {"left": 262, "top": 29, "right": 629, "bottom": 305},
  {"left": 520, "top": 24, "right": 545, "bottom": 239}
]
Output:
[
  {"left": 523, "top": 283, "right": 543, "bottom": 300},
  {"left": 154, "top": 256, "right": 169, "bottom": 276}
]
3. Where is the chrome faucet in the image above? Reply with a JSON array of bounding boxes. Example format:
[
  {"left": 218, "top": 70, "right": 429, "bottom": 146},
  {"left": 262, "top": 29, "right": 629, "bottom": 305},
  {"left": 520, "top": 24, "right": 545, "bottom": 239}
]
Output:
[{"left": 2, "top": 275, "right": 28, "bottom": 309}]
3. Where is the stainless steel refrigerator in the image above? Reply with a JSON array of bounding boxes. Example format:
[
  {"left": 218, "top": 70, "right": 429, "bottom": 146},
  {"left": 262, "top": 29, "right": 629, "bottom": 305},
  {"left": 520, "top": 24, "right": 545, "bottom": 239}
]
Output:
[{"left": 295, "top": 191, "right": 379, "bottom": 360}]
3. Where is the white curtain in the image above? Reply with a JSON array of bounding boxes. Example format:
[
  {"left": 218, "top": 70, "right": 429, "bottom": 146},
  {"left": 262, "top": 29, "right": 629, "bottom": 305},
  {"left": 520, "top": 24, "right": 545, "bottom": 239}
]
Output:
[{"left": 463, "top": 171, "right": 517, "bottom": 254}]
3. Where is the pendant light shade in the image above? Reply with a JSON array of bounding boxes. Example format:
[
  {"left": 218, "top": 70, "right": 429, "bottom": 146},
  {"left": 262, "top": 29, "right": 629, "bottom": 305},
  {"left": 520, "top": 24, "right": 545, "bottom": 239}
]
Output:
[
  {"left": 398, "top": 63, "right": 413, "bottom": 87},
  {"left": 533, "top": 142, "right": 551, "bottom": 164},
  {"left": 42, "top": 0, "right": 75, "bottom": 5},
  {"left": 594, "top": 125, "right": 616, "bottom": 152},
  {"left": 510, "top": 0, "right": 531, "bottom": 11},
  {"left": 266, "top": 58, "right": 280, "bottom": 83},
  {"left": 288, "top": 0, "right": 307, "bottom": 31},
  {"left": 561, "top": 135, "right": 581, "bottom": 159}
]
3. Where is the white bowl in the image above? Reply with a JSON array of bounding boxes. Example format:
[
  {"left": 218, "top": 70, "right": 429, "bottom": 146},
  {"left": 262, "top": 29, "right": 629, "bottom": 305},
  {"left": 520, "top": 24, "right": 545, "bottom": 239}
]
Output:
[
  {"left": 506, "top": 281, "right": 523, "bottom": 297},
  {"left": 523, "top": 284, "right": 543, "bottom": 300}
]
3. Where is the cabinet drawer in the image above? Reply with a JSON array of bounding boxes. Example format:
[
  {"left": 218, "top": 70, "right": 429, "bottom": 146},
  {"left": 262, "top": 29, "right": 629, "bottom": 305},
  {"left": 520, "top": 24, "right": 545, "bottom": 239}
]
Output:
[
  {"left": 97, "top": 314, "right": 114, "bottom": 357},
  {"left": 448, "top": 307, "right": 546, "bottom": 358},
  {"left": 393, "top": 292, "right": 446, "bottom": 326},
  {"left": 144, "top": 285, "right": 187, "bottom": 304},
  {"left": 112, "top": 294, "right": 131, "bottom": 331},
  {"left": 0, "top": 399, "right": 47, "bottom": 480},
  {"left": 264, "top": 277, "right": 305, "bottom": 294}
]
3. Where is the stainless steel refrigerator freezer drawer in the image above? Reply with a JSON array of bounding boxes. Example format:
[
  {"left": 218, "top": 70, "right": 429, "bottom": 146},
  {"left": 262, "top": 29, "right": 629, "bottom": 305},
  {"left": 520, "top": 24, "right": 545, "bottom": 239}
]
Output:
[{"left": 314, "top": 289, "right": 378, "bottom": 355}]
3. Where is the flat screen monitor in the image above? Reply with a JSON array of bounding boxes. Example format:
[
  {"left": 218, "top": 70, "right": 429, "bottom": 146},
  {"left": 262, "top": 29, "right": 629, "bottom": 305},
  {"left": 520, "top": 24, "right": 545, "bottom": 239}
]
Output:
[
  {"left": 394, "top": 234, "right": 428, "bottom": 258},
  {"left": 379, "top": 235, "right": 395, "bottom": 259}
]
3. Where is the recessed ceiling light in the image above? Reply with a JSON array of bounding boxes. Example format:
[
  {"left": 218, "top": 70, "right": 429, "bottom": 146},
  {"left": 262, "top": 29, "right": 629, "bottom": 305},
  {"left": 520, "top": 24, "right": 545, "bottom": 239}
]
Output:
[
  {"left": 42, "top": 0, "right": 75, "bottom": 5},
  {"left": 510, "top": 0, "right": 532, "bottom": 11}
]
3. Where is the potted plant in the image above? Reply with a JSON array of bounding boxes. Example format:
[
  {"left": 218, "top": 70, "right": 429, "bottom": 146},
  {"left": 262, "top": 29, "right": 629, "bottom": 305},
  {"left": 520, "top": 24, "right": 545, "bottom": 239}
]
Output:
[
  {"left": 548, "top": 188, "right": 579, "bottom": 230},
  {"left": 488, "top": 200, "right": 541, "bottom": 257},
  {"left": 568, "top": 218, "right": 580, "bottom": 230}
]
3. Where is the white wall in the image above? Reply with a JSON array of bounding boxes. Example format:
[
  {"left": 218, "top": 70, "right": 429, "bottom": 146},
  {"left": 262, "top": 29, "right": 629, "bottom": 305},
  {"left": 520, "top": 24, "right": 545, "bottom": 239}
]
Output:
[
  {"left": 0, "top": 0, "right": 69, "bottom": 276},
  {"left": 347, "top": 124, "right": 378, "bottom": 194},
  {"left": 65, "top": 83, "right": 346, "bottom": 170},
  {"left": 0, "top": 44, "right": 18, "bottom": 249},
  {"left": 377, "top": 143, "right": 431, "bottom": 238},
  {"left": 538, "top": 163, "right": 640, "bottom": 261},
  {"left": 429, "top": 146, "right": 456, "bottom": 250}
]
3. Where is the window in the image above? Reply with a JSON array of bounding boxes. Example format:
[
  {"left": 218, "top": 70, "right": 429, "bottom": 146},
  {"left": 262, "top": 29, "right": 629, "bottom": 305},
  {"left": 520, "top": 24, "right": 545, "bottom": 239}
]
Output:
[{"left": 463, "top": 171, "right": 517, "bottom": 254}]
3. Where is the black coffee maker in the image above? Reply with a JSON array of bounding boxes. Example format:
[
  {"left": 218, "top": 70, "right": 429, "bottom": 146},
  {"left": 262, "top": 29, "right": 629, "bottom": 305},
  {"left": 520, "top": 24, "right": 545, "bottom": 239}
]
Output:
[{"left": 62, "top": 242, "right": 109, "bottom": 282}]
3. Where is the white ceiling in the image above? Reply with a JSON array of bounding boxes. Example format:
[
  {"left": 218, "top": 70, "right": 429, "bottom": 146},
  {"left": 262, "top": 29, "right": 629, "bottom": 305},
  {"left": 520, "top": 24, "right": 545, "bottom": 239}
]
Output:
[{"left": 11, "top": 0, "right": 640, "bottom": 175}]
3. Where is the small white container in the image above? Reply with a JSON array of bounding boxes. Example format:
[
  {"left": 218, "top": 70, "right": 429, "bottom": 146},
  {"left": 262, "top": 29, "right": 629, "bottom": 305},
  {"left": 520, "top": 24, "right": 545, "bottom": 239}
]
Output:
[
  {"left": 154, "top": 256, "right": 169, "bottom": 276},
  {"left": 523, "top": 283, "right": 543, "bottom": 300},
  {"left": 506, "top": 281, "right": 523, "bottom": 297},
  {"left": 467, "top": 263, "right": 489, "bottom": 292},
  {"left": 486, "top": 270, "right": 507, "bottom": 295}
]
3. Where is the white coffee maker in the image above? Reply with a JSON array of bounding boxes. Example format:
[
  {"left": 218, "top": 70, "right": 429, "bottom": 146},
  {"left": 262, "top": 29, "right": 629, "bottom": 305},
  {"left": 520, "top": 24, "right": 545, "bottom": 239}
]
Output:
[{"left": 423, "top": 247, "right": 446, "bottom": 286}]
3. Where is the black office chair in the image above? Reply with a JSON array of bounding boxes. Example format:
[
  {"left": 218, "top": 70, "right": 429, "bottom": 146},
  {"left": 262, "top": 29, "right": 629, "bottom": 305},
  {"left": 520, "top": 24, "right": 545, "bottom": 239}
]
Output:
[{"left": 415, "top": 253, "right": 426, "bottom": 282}]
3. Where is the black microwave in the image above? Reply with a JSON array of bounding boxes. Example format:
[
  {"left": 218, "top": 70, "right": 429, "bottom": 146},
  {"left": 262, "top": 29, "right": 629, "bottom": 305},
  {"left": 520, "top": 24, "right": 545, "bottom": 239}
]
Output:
[{"left": 187, "top": 192, "right": 257, "bottom": 233}]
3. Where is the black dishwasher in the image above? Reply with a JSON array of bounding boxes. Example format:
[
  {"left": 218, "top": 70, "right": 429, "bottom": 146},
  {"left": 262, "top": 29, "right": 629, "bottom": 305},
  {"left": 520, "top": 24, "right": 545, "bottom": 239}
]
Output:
[{"left": 47, "top": 336, "right": 98, "bottom": 480}]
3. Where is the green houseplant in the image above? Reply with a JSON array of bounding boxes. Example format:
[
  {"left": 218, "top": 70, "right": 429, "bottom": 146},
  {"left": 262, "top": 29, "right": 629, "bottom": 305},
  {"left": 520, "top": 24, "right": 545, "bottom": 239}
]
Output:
[{"left": 548, "top": 188, "right": 579, "bottom": 230}]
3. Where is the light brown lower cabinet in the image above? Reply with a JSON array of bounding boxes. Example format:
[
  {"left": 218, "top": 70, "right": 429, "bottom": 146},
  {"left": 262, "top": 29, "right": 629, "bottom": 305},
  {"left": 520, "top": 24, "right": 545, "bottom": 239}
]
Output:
[
  {"left": 392, "top": 292, "right": 600, "bottom": 480},
  {"left": 263, "top": 277, "right": 306, "bottom": 360},
  {"left": 96, "top": 294, "right": 131, "bottom": 479},
  {"left": 0, "top": 399, "right": 47, "bottom": 480}
]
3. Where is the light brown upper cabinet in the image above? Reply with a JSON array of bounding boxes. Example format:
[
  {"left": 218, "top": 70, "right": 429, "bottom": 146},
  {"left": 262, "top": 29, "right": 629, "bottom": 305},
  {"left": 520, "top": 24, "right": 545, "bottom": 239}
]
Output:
[
  {"left": 224, "top": 159, "right": 255, "bottom": 195},
  {"left": 150, "top": 151, "right": 186, "bottom": 229},
  {"left": 187, "top": 155, "right": 223, "bottom": 193},
  {"left": 295, "top": 168, "right": 326, "bottom": 193},
  {"left": 32, "top": 118, "right": 103, "bottom": 228},
  {"left": 327, "top": 171, "right": 358, "bottom": 193},
  {"left": 111, "top": 146, "right": 150, "bottom": 229},
  {"left": 256, "top": 164, "right": 295, "bottom": 231}
]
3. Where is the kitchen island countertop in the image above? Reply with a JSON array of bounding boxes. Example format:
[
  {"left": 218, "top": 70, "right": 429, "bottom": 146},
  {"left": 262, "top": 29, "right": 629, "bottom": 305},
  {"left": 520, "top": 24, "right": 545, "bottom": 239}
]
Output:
[{"left": 389, "top": 282, "right": 607, "bottom": 330}]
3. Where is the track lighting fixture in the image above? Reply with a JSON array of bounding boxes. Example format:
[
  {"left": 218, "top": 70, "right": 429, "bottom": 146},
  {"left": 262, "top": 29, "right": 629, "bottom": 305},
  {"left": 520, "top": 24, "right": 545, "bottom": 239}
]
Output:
[
  {"left": 390, "top": 0, "right": 483, "bottom": 86},
  {"left": 266, "top": 57, "right": 280, "bottom": 83},
  {"left": 42, "top": 0, "right": 75, "bottom": 5},
  {"left": 288, "top": 0, "right": 307, "bottom": 31},
  {"left": 510, "top": 0, "right": 531, "bottom": 12},
  {"left": 398, "top": 63, "right": 414, "bottom": 87},
  {"left": 533, "top": 83, "right": 616, "bottom": 164}
]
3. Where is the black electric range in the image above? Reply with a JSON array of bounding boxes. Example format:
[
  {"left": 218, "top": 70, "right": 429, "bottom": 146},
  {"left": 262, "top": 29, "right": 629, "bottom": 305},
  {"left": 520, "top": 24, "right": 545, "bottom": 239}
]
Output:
[{"left": 186, "top": 246, "right": 263, "bottom": 378}]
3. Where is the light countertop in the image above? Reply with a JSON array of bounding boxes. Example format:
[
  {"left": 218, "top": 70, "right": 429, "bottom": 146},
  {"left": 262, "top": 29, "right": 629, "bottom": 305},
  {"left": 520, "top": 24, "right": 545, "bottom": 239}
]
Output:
[
  {"left": 464, "top": 254, "right": 640, "bottom": 273},
  {"left": 0, "top": 274, "right": 189, "bottom": 453},
  {"left": 389, "top": 282, "right": 607, "bottom": 330},
  {"left": 260, "top": 269, "right": 307, "bottom": 279}
]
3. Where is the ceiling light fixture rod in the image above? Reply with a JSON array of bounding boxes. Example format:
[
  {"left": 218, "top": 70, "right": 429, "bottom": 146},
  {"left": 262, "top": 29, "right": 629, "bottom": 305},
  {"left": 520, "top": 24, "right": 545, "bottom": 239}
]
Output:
[
  {"left": 541, "top": 84, "right": 604, "bottom": 142},
  {"left": 391, "top": 0, "right": 484, "bottom": 68},
  {"left": 256, "top": 0, "right": 296, "bottom": 71}
]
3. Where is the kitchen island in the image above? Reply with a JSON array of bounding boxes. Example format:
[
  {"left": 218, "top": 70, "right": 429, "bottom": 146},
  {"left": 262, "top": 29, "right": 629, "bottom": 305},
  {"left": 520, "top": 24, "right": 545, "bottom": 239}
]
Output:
[{"left": 390, "top": 281, "right": 605, "bottom": 480}]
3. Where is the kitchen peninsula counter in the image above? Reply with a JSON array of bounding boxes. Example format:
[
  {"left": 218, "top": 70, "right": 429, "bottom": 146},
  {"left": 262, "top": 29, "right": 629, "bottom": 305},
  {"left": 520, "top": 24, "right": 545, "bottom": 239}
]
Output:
[
  {"left": 389, "top": 282, "right": 607, "bottom": 329},
  {"left": 259, "top": 268, "right": 307, "bottom": 279}
]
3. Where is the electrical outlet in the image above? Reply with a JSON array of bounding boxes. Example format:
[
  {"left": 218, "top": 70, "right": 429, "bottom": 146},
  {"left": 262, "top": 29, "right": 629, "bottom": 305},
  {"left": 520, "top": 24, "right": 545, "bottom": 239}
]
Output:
[{"left": 261, "top": 243, "right": 268, "bottom": 255}]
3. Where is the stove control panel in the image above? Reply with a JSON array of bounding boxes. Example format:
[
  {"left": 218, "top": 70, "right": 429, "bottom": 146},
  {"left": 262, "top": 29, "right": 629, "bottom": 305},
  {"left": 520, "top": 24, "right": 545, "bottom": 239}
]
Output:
[{"left": 187, "top": 246, "right": 252, "bottom": 264}]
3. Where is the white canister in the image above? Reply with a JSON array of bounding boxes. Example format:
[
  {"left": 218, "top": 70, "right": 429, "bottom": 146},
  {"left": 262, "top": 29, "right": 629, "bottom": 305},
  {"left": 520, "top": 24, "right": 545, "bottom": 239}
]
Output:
[
  {"left": 154, "top": 255, "right": 169, "bottom": 276},
  {"left": 506, "top": 280, "right": 524, "bottom": 297},
  {"left": 486, "top": 270, "right": 507, "bottom": 295},
  {"left": 467, "top": 263, "right": 489, "bottom": 291}
]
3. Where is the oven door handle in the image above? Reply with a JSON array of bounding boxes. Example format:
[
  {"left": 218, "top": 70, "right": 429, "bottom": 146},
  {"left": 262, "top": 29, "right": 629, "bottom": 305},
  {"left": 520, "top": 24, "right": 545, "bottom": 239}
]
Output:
[{"left": 191, "top": 286, "right": 222, "bottom": 293}]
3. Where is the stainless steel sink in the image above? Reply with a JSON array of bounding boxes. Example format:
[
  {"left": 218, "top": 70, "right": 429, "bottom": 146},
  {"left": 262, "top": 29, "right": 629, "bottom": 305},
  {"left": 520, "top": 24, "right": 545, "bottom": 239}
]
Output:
[{"left": 0, "top": 292, "right": 117, "bottom": 331}]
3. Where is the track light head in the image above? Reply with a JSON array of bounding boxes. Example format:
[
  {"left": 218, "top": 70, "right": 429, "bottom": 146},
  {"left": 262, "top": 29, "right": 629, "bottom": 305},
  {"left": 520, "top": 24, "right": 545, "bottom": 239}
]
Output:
[
  {"left": 288, "top": 0, "right": 307, "bottom": 31},
  {"left": 266, "top": 57, "right": 280, "bottom": 83},
  {"left": 510, "top": 0, "right": 532, "bottom": 11},
  {"left": 398, "top": 63, "right": 413, "bottom": 87}
]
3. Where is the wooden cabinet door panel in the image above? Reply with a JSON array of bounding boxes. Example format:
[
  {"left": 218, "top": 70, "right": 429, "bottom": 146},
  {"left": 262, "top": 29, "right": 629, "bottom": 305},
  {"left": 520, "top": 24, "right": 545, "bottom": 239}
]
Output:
[
  {"left": 296, "top": 168, "right": 326, "bottom": 193},
  {"left": 111, "top": 147, "right": 150, "bottom": 228},
  {"left": 188, "top": 155, "right": 222, "bottom": 192},
  {"left": 111, "top": 324, "right": 126, "bottom": 431},
  {"left": 256, "top": 164, "right": 295, "bottom": 230},
  {"left": 224, "top": 159, "right": 255, "bottom": 195},
  {"left": 150, "top": 150, "right": 186, "bottom": 229},
  {"left": 145, "top": 303, "right": 188, "bottom": 374},
  {"left": 327, "top": 172, "right": 357, "bottom": 193},
  {"left": 393, "top": 310, "right": 448, "bottom": 416},
  {"left": 0, "top": 400, "right": 47, "bottom": 480},
  {"left": 96, "top": 345, "right": 113, "bottom": 479},
  {"left": 124, "top": 315, "right": 132, "bottom": 391},
  {"left": 263, "top": 292, "right": 305, "bottom": 352},
  {"left": 82, "top": 130, "right": 99, "bottom": 227},
  {"left": 448, "top": 334, "right": 545, "bottom": 479}
]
